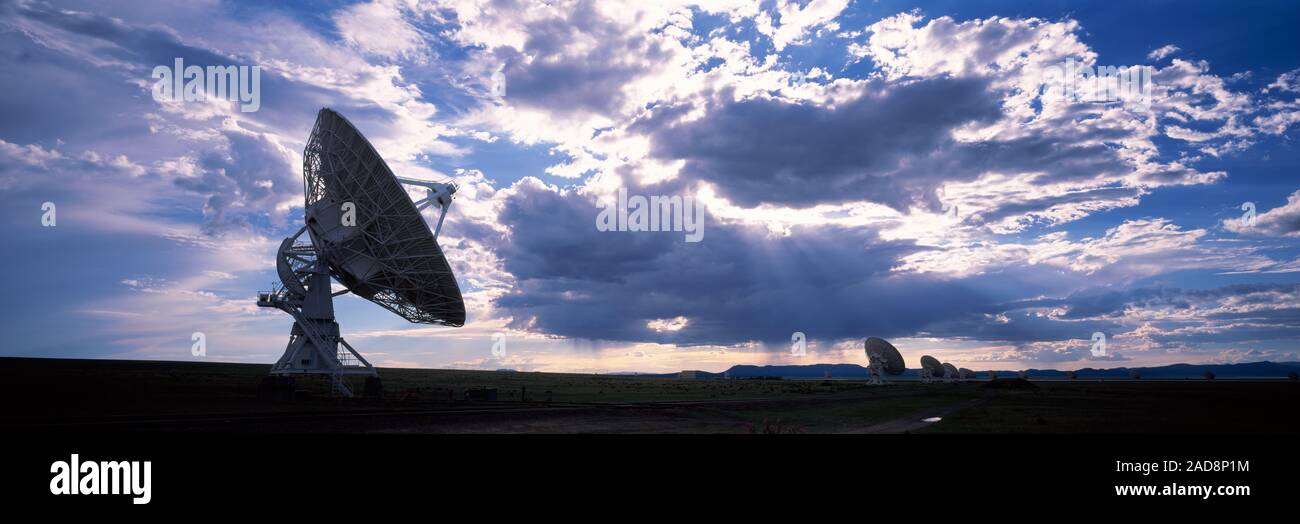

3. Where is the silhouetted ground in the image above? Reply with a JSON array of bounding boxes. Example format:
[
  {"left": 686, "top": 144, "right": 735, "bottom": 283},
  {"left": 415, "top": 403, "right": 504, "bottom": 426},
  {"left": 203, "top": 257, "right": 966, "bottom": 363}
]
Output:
[
  {"left": 981, "top": 377, "right": 1038, "bottom": 390},
  {"left": 5, "top": 357, "right": 1299, "bottom": 433}
]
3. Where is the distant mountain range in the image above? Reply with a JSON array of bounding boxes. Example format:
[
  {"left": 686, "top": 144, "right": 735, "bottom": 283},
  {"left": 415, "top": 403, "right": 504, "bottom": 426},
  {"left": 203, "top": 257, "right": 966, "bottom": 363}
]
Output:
[{"left": 637, "top": 361, "right": 1300, "bottom": 380}]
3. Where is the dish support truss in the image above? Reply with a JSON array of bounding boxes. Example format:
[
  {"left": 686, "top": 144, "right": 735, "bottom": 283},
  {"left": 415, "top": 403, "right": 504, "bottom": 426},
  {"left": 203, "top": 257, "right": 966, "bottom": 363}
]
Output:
[
  {"left": 301, "top": 112, "right": 465, "bottom": 327},
  {"left": 257, "top": 225, "right": 376, "bottom": 398},
  {"left": 867, "top": 359, "right": 886, "bottom": 385}
]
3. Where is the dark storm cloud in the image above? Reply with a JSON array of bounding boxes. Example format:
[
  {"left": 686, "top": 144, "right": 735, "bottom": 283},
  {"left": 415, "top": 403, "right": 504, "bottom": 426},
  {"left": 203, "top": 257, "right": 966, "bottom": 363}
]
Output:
[
  {"left": 633, "top": 77, "right": 1160, "bottom": 213},
  {"left": 492, "top": 178, "right": 926, "bottom": 344},
  {"left": 489, "top": 176, "right": 1141, "bottom": 346},
  {"left": 497, "top": 181, "right": 680, "bottom": 282},
  {"left": 490, "top": 176, "right": 1300, "bottom": 348},
  {"left": 640, "top": 77, "right": 1001, "bottom": 209}
]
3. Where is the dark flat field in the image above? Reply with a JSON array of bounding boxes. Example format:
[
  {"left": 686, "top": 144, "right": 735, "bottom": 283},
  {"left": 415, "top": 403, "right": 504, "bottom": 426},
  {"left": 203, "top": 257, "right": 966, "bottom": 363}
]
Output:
[{"left": 5, "top": 357, "right": 1299, "bottom": 434}]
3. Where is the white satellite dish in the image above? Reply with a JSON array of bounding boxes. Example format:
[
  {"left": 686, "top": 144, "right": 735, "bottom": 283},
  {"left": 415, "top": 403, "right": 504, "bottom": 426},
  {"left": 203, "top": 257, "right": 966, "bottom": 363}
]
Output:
[
  {"left": 257, "top": 109, "right": 466, "bottom": 397},
  {"left": 864, "top": 337, "right": 906, "bottom": 385}
]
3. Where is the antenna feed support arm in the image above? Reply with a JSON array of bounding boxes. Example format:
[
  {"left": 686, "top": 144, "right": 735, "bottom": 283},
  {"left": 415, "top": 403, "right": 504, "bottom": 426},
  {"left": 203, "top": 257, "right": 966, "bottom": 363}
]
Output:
[{"left": 396, "top": 177, "right": 458, "bottom": 242}]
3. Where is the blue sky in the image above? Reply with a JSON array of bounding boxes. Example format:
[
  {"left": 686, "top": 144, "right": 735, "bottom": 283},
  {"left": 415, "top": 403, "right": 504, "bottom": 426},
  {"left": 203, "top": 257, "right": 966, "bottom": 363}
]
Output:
[{"left": 2, "top": 0, "right": 1299, "bottom": 373}]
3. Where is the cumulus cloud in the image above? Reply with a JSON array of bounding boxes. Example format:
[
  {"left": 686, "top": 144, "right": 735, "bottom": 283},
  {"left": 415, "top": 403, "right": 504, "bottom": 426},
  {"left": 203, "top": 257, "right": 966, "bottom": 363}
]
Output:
[
  {"left": 468, "top": 7, "right": 1300, "bottom": 366},
  {"left": 899, "top": 218, "right": 1270, "bottom": 279},
  {"left": 1223, "top": 190, "right": 1300, "bottom": 237},
  {"left": 1266, "top": 68, "right": 1300, "bottom": 93},
  {"left": 756, "top": 0, "right": 850, "bottom": 51},
  {"left": 173, "top": 127, "right": 300, "bottom": 233},
  {"left": 641, "top": 76, "right": 1002, "bottom": 209},
  {"left": 335, "top": 0, "right": 429, "bottom": 59},
  {"left": 1147, "top": 44, "right": 1179, "bottom": 60}
]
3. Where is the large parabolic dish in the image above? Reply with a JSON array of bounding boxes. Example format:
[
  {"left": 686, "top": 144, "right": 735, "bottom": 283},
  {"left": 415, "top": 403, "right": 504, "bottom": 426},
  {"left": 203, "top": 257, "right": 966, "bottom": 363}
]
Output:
[
  {"left": 303, "top": 108, "right": 465, "bottom": 327},
  {"left": 257, "top": 108, "right": 465, "bottom": 397},
  {"left": 864, "top": 337, "right": 906, "bottom": 376}
]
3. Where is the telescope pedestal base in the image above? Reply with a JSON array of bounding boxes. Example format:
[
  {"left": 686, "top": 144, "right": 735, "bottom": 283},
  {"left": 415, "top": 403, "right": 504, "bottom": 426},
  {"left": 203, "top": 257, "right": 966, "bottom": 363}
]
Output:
[
  {"left": 867, "top": 361, "right": 886, "bottom": 385},
  {"left": 260, "top": 279, "right": 379, "bottom": 398},
  {"left": 268, "top": 320, "right": 378, "bottom": 398}
]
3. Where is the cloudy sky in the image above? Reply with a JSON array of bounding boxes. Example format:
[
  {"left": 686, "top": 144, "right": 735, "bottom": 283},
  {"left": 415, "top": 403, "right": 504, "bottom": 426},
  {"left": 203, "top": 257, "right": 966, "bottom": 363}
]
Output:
[{"left": 2, "top": 0, "right": 1299, "bottom": 373}]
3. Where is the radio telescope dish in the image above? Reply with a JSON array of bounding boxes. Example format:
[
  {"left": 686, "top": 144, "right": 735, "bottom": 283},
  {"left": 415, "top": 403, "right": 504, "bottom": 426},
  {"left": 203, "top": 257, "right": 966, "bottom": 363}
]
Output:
[
  {"left": 920, "top": 355, "right": 943, "bottom": 383},
  {"left": 941, "top": 362, "right": 959, "bottom": 383},
  {"left": 303, "top": 108, "right": 465, "bottom": 326},
  {"left": 864, "top": 337, "right": 905, "bottom": 385},
  {"left": 257, "top": 108, "right": 466, "bottom": 397}
]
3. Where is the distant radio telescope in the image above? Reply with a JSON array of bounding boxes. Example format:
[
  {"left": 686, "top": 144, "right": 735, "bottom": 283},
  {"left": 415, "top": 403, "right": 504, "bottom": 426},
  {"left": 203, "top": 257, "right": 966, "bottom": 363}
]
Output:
[
  {"left": 941, "top": 362, "right": 959, "bottom": 383},
  {"left": 863, "top": 337, "right": 906, "bottom": 385},
  {"left": 920, "top": 356, "right": 944, "bottom": 384}
]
